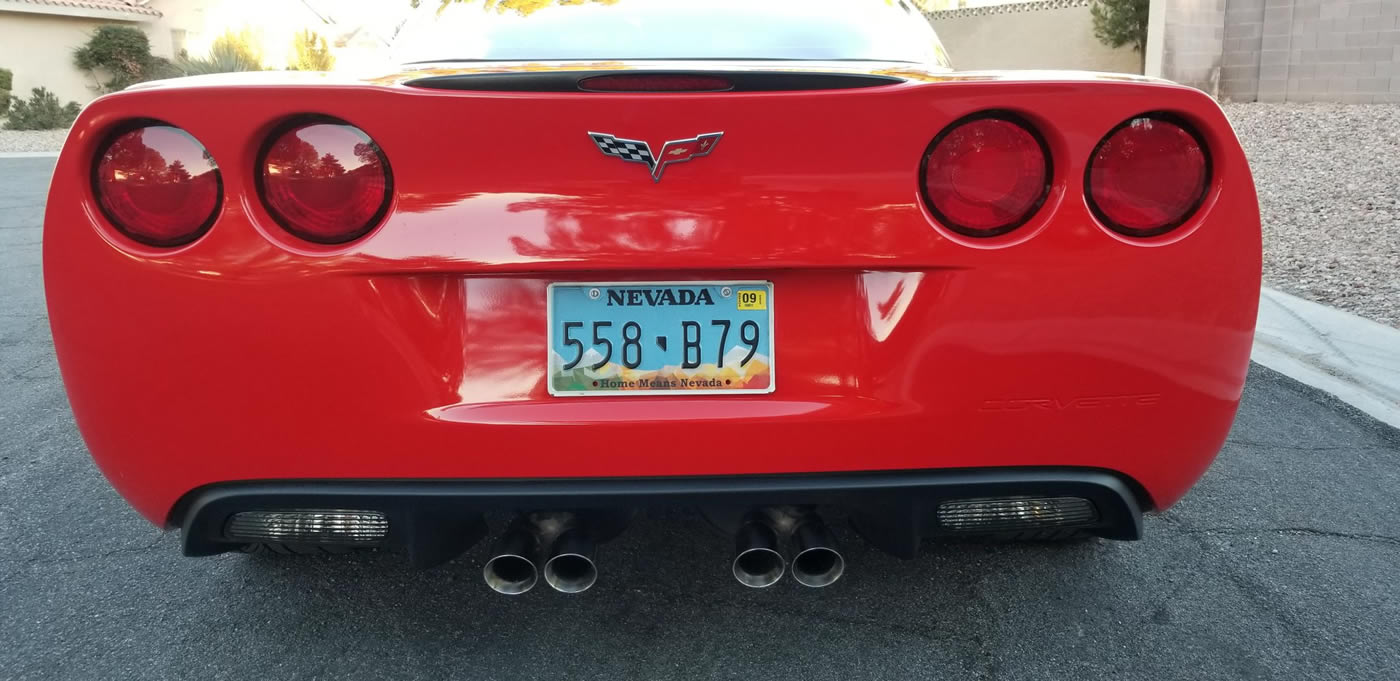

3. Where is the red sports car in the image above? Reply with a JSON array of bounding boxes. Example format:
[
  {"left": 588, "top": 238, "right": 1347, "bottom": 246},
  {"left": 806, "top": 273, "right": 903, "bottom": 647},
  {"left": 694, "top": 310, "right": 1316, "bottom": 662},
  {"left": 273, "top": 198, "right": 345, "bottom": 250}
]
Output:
[{"left": 44, "top": 0, "right": 1260, "bottom": 593}]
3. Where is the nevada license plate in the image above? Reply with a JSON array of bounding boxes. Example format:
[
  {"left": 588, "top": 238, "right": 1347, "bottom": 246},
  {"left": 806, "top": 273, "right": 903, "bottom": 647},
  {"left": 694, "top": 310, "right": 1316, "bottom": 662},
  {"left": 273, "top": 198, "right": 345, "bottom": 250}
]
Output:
[{"left": 547, "top": 281, "right": 775, "bottom": 396}]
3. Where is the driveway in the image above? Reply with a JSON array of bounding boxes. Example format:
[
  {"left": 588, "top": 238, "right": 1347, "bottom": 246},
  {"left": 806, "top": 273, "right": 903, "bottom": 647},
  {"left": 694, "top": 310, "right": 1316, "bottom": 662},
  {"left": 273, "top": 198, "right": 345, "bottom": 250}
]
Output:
[{"left": 2, "top": 156, "right": 1398, "bottom": 680}]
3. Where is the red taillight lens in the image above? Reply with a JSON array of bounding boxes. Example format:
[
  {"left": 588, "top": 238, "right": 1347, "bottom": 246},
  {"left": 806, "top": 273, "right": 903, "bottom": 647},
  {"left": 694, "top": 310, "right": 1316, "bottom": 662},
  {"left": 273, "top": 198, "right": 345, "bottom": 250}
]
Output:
[
  {"left": 258, "top": 121, "right": 392, "bottom": 244},
  {"left": 578, "top": 75, "right": 733, "bottom": 92},
  {"left": 921, "top": 115, "right": 1050, "bottom": 237},
  {"left": 924, "top": 114, "right": 1047, "bottom": 236},
  {"left": 1087, "top": 115, "right": 1209, "bottom": 237},
  {"left": 94, "top": 125, "right": 221, "bottom": 247}
]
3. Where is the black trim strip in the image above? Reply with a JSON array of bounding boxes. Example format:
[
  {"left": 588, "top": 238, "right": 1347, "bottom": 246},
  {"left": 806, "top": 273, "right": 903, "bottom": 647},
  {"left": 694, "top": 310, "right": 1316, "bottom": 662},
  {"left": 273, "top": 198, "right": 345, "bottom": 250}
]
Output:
[{"left": 404, "top": 70, "right": 904, "bottom": 92}]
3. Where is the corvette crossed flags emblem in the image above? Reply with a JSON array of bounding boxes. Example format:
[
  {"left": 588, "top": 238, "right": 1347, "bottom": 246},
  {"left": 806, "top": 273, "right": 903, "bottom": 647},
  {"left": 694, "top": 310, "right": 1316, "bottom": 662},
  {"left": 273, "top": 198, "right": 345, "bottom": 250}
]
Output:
[{"left": 588, "top": 131, "right": 724, "bottom": 182}]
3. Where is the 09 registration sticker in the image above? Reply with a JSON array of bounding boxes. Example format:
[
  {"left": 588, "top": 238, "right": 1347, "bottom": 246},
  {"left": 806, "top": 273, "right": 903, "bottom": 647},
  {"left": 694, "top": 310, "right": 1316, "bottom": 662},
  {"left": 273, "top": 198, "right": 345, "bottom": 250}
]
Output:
[{"left": 736, "top": 289, "right": 767, "bottom": 311}]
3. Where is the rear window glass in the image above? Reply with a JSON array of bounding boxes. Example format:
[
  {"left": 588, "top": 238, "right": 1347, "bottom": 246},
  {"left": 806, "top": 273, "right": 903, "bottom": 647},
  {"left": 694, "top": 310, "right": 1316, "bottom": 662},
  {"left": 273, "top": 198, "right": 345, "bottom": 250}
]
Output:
[{"left": 394, "top": 0, "right": 947, "bottom": 65}]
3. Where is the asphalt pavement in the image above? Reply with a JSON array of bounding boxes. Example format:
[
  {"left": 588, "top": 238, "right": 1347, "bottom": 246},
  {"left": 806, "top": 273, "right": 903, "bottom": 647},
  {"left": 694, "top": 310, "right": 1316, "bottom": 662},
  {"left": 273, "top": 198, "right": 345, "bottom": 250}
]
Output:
[{"left": 3, "top": 156, "right": 1399, "bottom": 680}]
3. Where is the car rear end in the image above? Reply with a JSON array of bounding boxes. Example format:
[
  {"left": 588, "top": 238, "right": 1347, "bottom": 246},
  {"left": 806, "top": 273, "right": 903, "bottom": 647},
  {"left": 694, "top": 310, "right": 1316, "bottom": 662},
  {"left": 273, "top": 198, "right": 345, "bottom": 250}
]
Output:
[{"left": 43, "top": 1, "right": 1260, "bottom": 586}]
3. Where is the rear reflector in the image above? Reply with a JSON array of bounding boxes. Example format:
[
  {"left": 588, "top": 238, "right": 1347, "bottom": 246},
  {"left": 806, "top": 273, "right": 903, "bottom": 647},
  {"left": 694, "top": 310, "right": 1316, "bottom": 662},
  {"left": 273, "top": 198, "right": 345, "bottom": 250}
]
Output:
[
  {"left": 578, "top": 74, "right": 733, "bottom": 92},
  {"left": 225, "top": 510, "right": 388, "bottom": 544},
  {"left": 936, "top": 496, "right": 1097, "bottom": 533},
  {"left": 93, "top": 124, "right": 222, "bottom": 247},
  {"left": 1086, "top": 115, "right": 1210, "bottom": 237},
  {"left": 920, "top": 115, "right": 1050, "bottom": 237}
]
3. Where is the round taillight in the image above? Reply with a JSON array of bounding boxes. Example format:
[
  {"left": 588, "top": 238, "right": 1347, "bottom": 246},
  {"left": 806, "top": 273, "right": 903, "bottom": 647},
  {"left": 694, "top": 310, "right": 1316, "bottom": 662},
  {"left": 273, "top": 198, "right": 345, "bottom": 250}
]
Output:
[
  {"left": 258, "top": 120, "right": 392, "bottom": 244},
  {"left": 1086, "top": 115, "right": 1209, "bottom": 237},
  {"left": 920, "top": 115, "right": 1050, "bottom": 237},
  {"left": 93, "top": 124, "right": 221, "bottom": 247}
]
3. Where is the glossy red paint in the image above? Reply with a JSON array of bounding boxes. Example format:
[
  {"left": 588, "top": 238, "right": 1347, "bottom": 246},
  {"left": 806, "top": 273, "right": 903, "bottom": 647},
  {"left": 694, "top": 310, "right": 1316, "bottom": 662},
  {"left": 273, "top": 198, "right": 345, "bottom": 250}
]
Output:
[{"left": 43, "top": 68, "right": 1261, "bottom": 526}]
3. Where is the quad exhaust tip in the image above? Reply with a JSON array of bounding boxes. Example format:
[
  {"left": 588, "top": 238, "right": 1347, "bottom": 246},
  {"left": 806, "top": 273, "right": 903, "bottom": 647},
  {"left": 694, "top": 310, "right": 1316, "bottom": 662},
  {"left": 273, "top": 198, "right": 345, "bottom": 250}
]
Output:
[
  {"left": 732, "top": 519, "right": 786, "bottom": 588},
  {"left": 543, "top": 529, "right": 598, "bottom": 594},
  {"left": 485, "top": 509, "right": 844, "bottom": 593},
  {"left": 731, "top": 509, "right": 845, "bottom": 588},
  {"left": 483, "top": 553, "right": 538, "bottom": 595},
  {"left": 485, "top": 517, "right": 598, "bottom": 595},
  {"left": 789, "top": 519, "right": 845, "bottom": 588},
  {"left": 482, "top": 526, "right": 541, "bottom": 595}
]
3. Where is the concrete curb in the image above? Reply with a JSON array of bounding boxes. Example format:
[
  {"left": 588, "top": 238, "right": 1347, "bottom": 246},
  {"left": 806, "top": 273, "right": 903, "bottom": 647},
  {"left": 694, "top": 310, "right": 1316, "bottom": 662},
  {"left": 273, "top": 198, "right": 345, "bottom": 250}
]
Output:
[
  {"left": 1251, "top": 287, "right": 1400, "bottom": 429},
  {"left": 0, "top": 152, "right": 60, "bottom": 159}
]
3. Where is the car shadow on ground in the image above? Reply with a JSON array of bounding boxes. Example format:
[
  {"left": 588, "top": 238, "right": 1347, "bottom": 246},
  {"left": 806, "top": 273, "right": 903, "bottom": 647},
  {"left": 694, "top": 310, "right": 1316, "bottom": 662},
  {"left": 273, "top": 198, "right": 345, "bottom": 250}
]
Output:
[{"left": 214, "top": 509, "right": 1167, "bottom": 675}]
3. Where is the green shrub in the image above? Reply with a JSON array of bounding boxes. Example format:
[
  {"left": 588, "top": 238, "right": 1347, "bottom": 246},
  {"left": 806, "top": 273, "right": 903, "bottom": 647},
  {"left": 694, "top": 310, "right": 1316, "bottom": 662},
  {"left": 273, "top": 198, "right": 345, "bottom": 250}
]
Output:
[
  {"left": 1091, "top": 0, "right": 1149, "bottom": 72},
  {"left": 0, "top": 67, "right": 13, "bottom": 116},
  {"left": 179, "top": 29, "right": 266, "bottom": 75},
  {"left": 3, "top": 87, "right": 81, "bottom": 130},
  {"left": 73, "top": 25, "right": 176, "bottom": 92},
  {"left": 179, "top": 43, "right": 263, "bottom": 75},
  {"left": 288, "top": 29, "right": 334, "bottom": 71},
  {"left": 215, "top": 28, "right": 264, "bottom": 65}
]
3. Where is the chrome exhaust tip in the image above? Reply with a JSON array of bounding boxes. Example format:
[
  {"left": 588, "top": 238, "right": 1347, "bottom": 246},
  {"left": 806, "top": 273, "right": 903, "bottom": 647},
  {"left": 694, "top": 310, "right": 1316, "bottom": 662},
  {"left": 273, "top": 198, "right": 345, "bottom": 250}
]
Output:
[
  {"left": 543, "top": 529, "right": 598, "bottom": 594},
  {"left": 732, "top": 520, "right": 785, "bottom": 588},
  {"left": 790, "top": 519, "right": 845, "bottom": 588},
  {"left": 483, "top": 527, "right": 540, "bottom": 595}
]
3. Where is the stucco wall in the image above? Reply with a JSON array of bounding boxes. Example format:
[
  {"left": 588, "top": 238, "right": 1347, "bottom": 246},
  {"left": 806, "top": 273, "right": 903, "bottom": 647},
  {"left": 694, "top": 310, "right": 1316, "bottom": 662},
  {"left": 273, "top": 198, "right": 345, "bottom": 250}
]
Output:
[
  {"left": 0, "top": 2, "right": 198, "bottom": 107},
  {"left": 927, "top": 1, "right": 1143, "bottom": 74},
  {"left": 0, "top": 12, "right": 136, "bottom": 105}
]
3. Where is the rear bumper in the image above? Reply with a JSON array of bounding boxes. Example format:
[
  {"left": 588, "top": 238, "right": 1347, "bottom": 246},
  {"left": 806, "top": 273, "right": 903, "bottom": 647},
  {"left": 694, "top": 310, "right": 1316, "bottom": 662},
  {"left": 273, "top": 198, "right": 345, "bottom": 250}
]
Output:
[
  {"left": 176, "top": 467, "right": 1145, "bottom": 565},
  {"left": 52, "top": 268, "right": 1254, "bottom": 526},
  {"left": 46, "top": 80, "right": 1260, "bottom": 526}
]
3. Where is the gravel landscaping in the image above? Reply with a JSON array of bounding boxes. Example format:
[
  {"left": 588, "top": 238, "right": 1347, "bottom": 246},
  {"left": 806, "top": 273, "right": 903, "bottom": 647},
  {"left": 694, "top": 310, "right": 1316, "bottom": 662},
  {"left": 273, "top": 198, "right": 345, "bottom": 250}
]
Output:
[
  {"left": 0, "top": 129, "right": 68, "bottom": 154},
  {"left": 1225, "top": 102, "right": 1400, "bottom": 328},
  {"left": 4, "top": 104, "right": 1398, "bottom": 326}
]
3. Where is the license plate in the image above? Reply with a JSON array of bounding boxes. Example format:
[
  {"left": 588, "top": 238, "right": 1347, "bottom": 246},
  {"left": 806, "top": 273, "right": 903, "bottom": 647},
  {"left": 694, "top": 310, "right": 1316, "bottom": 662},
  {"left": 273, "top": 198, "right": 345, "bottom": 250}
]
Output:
[{"left": 547, "top": 281, "right": 775, "bottom": 396}]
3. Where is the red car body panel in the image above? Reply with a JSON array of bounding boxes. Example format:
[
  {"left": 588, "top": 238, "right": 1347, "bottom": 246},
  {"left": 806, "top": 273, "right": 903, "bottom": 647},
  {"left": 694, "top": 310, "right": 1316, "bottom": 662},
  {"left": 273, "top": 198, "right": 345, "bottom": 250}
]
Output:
[{"left": 44, "top": 66, "right": 1261, "bottom": 527}]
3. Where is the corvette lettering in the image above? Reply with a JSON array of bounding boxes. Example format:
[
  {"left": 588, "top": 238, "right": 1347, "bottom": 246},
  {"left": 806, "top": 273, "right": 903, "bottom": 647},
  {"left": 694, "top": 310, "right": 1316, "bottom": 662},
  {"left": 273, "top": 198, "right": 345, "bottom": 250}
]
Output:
[
  {"left": 588, "top": 131, "right": 724, "bottom": 182},
  {"left": 978, "top": 393, "right": 1162, "bottom": 412}
]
